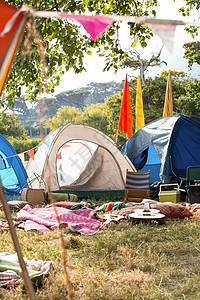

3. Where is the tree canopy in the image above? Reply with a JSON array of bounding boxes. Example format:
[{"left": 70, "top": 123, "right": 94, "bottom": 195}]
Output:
[
  {"left": 183, "top": 41, "right": 200, "bottom": 68},
  {"left": 46, "top": 71, "right": 199, "bottom": 146},
  {"left": 2, "top": 0, "right": 199, "bottom": 107}
]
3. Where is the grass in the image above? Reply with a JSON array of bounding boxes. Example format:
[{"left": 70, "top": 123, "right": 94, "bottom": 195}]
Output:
[{"left": 0, "top": 208, "right": 200, "bottom": 299}]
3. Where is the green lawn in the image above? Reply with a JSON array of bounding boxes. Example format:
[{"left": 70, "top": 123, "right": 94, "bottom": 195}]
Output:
[{"left": 0, "top": 211, "right": 200, "bottom": 299}]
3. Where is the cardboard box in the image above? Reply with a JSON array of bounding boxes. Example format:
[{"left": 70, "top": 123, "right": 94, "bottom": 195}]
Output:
[{"left": 159, "top": 183, "right": 181, "bottom": 203}]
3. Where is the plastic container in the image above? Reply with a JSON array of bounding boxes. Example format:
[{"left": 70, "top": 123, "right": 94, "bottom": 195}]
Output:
[{"left": 158, "top": 183, "right": 181, "bottom": 203}]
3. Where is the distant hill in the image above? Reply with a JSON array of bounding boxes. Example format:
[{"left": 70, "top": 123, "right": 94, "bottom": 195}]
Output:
[
  {"left": 10, "top": 81, "right": 124, "bottom": 137},
  {"left": 55, "top": 81, "right": 124, "bottom": 110}
]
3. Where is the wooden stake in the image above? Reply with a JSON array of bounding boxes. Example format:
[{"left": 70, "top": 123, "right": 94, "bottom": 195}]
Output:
[{"left": 0, "top": 179, "right": 36, "bottom": 300}]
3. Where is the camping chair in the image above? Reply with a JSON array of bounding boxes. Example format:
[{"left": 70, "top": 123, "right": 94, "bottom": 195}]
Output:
[
  {"left": 124, "top": 169, "right": 150, "bottom": 203},
  {"left": 186, "top": 166, "right": 200, "bottom": 204}
]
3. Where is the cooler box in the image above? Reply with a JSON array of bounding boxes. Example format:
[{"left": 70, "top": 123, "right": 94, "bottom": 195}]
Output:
[{"left": 159, "top": 183, "right": 181, "bottom": 203}]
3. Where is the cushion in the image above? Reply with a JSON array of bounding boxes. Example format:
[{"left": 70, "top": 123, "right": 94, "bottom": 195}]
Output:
[
  {"left": 151, "top": 203, "right": 193, "bottom": 218},
  {"left": 0, "top": 201, "right": 31, "bottom": 212},
  {"left": 117, "top": 203, "right": 193, "bottom": 218}
]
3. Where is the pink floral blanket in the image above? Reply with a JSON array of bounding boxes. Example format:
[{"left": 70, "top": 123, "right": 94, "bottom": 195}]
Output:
[{"left": 17, "top": 204, "right": 102, "bottom": 235}]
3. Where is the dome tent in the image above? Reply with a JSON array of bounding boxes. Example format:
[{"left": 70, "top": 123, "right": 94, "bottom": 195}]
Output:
[
  {"left": 122, "top": 115, "right": 200, "bottom": 184},
  {"left": 0, "top": 134, "right": 28, "bottom": 200},
  {"left": 26, "top": 123, "right": 136, "bottom": 199}
]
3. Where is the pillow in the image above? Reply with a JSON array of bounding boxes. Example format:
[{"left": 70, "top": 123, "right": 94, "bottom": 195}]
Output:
[
  {"left": 151, "top": 203, "right": 193, "bottom": 218},
  {"left": 117, "top": 203, "right": 193, "bottom": 218},
  {"left": 0, "top": 201, "right": 31, "bottom": 212}
]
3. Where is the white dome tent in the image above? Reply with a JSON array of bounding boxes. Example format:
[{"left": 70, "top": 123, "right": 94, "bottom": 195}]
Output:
[{"left": 26, "top": 123, "right": 136, "bottom": 199}]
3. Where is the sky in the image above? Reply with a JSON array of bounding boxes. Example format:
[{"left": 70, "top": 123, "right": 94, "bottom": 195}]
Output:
[{"left": 53, "top": 0, "right": 200, "bottom": 94}]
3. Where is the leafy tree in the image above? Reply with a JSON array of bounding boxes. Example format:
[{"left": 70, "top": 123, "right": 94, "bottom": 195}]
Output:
[
  {"left": 0, "top": 112, "right": 40, "bottom": 156},
  {"left": 175, "top": 79, "right": 200, "bottom": 116},
  {"left": 183, "top": 41, "right": 200, "bottom": 68},
  {"left": 47, "top": 106, "right": 82, "bottom": 130},
  {"left": 143, "top": 71, "right": 189, "bottom": 122},
  {"left": 2, "top": 0, "right": 199, "bottom": 110},
  {"left": 46, "top": 71, "right": 200, "bottom": 148},
  {"left": 118, "top": 47, "right": 166, "bottom": 85},
  {"left": 8, "top": 137, "right": 40, "bottom": 158},
  {"left": 178, "top": 0, "right": 200, "bottom": 37},
  {"left": 3, "top": 0, "right": 158, "bottom": 105},
  {"left": 0, "top": 113, "right": 27, "bottom": 139},
  {"left": 47, "top": 103, "right": 109, "bottom": 134},
  {"left": 79, "top": 103, "right": 109, "bottom": 133}
]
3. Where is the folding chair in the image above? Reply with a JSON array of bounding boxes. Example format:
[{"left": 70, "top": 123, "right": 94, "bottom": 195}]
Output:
[
  {"left": 124, "top": 169, "right": 150, "bottom": 203},
  {"left": 186, "top": 166, "right": 200, "bottom": 204}
]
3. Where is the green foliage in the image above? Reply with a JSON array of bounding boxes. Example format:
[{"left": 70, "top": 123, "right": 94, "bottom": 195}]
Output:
[
  {"left": 47, "top": 106, "right": 82, "bottom": 130},
  {"left": 178, "top": 0, "right": 200, "bottom": 37},
  {"left": 4, "top": 0, "right": 158, "bottom": 104},
  {"left": 47, "top": 103, "right": 109, "bottom": 134},
  {"left": 183, "top": 41, "right": 200, "bottom": 68},
  {"left": 143, "top": 71, "right": 189, "bottom": 123},
  {"left": 0, "top": 112, "right": 40, "bottom": 158},
  {"left": 8, "top": 137, "right": 41, "bottom": 160},
  {"left": 176, "top": 79, "right": 200, "bottom": 116},
  {"left": 2, "top": 0, "right": 199, "bottom": 107},
  {"left": 46, "top": 71, "right": 200, "bottom": 149},
  {"left": 0, "top": 113, "right": 27, "bottom": 139}
]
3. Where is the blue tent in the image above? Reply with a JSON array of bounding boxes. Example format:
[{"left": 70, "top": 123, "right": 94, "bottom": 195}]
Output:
[
  {"left": 0, "top": 134, "right": 28, "bottom": 200},
  {"left": 122, "top": 115, "right": 200, "bottom": 184}
]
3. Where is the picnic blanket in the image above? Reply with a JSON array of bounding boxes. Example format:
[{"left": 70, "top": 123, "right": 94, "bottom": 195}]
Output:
[
  {"left": 57, "top": 201, "right": 126, "bottom": 212},
  {"left": 0, "top": 252, "right": 52, "bottom": 287},
  {"left": 17, "top": 204, "right": 102, "bottom": 235}
]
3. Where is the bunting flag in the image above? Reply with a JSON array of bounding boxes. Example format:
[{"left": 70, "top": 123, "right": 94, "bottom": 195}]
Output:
[
  {"left": 27, "top": 149, "right": 34, "bottom": 160},
  {"left": 147, "top": 22, "right": 177, "bottom": 53},
  {"left": 163, "top": 70, "right": 173, "bottom": 117},
  {"left": 0, "top": 1, "right": 28, "bottom": 96},
  {"left": 118, "top": 74, "right": 133, "bottom": 139},
  {"left": 61, "top": 144, "right": 71, "bottom": 149},
  {"left": 57, "top": 152, "right": 62, "bottom": 159},
  {"left": 17, "top": 152, "right": 24, "bottom": 163},
  {"left": 43, "top": 138, "right": 51, "bottom": 148},
  {"left": 135, "top": 75, "right": 145, "bottom": 132},
  {"left": 1, "top": 0, "right": 198, "bottom": 99},
  {"left": 59, "top": 14, "right": 113, "bottom": 40},
  {"left": 59, "top": 164, "right": 63, "bottom": 172}
]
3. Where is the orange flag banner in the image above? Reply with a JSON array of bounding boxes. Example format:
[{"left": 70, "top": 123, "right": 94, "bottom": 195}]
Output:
[
  {"left": 135, "top": 75, "right": 145, "bottom": 132},
  {"left": 163, "top": 70, "right": 173, "bottom": 117},
  {"left": 118, "top": 74, "right": 133, "bottom": 139},
  {"left": 27, "top": 149, "right": 34, "bottom": 160},
  {"left": 0, "top": 1, "right": 27, "bottom": 97}
]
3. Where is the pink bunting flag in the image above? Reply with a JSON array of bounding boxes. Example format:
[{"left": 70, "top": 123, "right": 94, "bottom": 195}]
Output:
[
  {"left": 27, "top": 149, "right": 34, "bottom": 160},
  {"left": 18, "top": 153, "right": 25, "bottom": 163},
  {"left": 59, "top": 14, "right": 113, "bottom": 40}
]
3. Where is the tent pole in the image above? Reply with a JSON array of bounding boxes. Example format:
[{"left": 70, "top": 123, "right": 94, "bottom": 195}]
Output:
[{"left": 0, "top": 179, "right": 36, "bottom": 300}]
